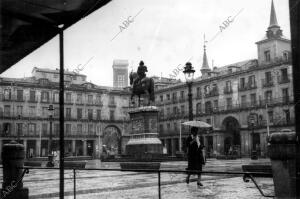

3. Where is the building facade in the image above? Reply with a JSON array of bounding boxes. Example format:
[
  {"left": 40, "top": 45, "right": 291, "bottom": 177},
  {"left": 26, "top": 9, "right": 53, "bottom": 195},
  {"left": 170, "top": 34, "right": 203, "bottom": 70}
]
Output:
[
  {"left": 0, "top": 67, "right": 131, "bottom": 159},
  {"left": 155, "top": 1, "right": 294, "bottom": 157},
  {"left": 112, "top": 59, "right": 129, "bottom": 88}
]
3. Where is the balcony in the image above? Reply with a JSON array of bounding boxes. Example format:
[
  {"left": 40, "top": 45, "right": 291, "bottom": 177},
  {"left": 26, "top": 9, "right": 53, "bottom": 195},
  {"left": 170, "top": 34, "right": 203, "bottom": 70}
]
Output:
[
  {"left": 277, "top": 75, "right": 290, "bottom": 84},
  {"left": 261, "top": 79, "right": 274, "bottom": 88},
  {"left": 179, "top": 97, "right": 186, "bottom": 103},
  {"left": 204, "top": 88, "right": 219, "bottom": 98},
  {"left": 15, "top": 97, "right": 25, "bottom": 102},
  {"left": 108, "top": 102, "right": 116, "bottom": 108},
  {"left": 223, "top": 87, "right": 233, "bottom": 94},
  {"left": 40, "top": 99, "right": 50, "bottom": 104},
  {"left": 172, "top": 98, "right": 178, "bottom": 103},
  {"left": 238, "top": 82, "right": 257, "bottom": 91}
]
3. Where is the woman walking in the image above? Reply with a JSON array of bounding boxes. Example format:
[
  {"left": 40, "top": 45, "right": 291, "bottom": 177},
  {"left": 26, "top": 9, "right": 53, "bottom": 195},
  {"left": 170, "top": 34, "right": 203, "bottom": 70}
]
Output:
[{"left": 186, "top": 127, "right": 205, "bottom": 187}]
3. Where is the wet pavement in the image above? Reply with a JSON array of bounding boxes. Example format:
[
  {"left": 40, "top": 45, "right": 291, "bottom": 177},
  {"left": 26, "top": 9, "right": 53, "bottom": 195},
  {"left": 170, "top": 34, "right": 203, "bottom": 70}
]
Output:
[{"left": 0, "top": 158, "right": 274, "bottom": 199}]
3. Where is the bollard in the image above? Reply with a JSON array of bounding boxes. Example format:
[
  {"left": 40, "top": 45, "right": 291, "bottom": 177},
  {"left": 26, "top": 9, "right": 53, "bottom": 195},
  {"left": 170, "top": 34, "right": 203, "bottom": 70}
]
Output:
[
  {"left": 0, "top": 141, "right": 29, "bottom": 199},
  {"left": 268, "top": 131, "right": 296, "bottom": 198}
]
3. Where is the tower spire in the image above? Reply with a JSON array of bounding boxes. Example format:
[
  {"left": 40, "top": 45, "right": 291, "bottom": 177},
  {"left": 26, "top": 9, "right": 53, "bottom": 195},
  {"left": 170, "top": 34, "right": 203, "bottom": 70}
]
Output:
[
  {"left": 269, "top": 0, "right": 279, "bottom": 28},
  {"left": 201, "top": 34, "right": 210, "bottom": 76}
]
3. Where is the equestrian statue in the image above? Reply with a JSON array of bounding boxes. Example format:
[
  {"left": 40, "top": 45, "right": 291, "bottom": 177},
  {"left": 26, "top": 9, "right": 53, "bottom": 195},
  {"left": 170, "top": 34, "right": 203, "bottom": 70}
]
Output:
[{"left": 129, "top": 61, "right": 155, "bottom": 106}]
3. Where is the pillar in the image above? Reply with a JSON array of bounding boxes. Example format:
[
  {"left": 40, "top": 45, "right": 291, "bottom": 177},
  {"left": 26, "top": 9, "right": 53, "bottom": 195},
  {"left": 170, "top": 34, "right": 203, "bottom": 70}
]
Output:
[
  {"left": 23, "top": 140, "right": 27, "bottom": 158},
  {"left": 72, "top": 140, "right": 76, "bottom": 156},
  {"left": 171, "top": 138, "right": 176, "bottom": 156},
  {"left": 36, "top": 139, "right": 41, "bottom": 157},
  {"left": 83, "top": 140, "right": 87, "bottom": 156}
]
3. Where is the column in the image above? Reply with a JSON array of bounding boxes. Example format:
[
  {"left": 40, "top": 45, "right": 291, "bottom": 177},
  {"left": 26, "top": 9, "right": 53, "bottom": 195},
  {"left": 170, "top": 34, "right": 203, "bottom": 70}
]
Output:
[
  {"left": 36, "top": 139, "right": 41, "bottom": 157},
  {"left": 72, "top": 140, "right": 76, "bottom": 156},
  {"left": 83, "top": 140, "right": 87, "bottom": 156},
  {"left": 23, "top": 139, "right": 27, "bottom": 158},
  {"left": 171, "top": 138, "right": 176, "bottom": 156}
]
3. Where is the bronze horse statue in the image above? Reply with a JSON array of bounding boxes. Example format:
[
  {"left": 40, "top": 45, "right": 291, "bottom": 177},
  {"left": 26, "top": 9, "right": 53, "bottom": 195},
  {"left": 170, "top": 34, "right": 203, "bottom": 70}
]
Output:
[{"left": 129, "top": 61, "right": 155, "bottom": 106}]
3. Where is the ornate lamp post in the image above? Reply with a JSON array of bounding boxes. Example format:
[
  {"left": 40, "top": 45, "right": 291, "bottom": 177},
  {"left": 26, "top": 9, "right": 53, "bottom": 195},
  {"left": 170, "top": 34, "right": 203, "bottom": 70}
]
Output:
[
  {"left": 183, "top": 62, "right": 195, "bottom": 121},
  {"left": 46, "top": 104, "right": 54, "bottom": 167},
  {"left": 17, "top": 114, "right": 21, "bottom": 143}
]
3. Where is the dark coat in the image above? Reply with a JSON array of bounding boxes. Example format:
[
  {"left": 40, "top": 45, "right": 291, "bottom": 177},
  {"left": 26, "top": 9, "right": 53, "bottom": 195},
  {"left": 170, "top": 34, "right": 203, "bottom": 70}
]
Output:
[{"left": 187, "top": 139, "right": 205, "bottom": 171}]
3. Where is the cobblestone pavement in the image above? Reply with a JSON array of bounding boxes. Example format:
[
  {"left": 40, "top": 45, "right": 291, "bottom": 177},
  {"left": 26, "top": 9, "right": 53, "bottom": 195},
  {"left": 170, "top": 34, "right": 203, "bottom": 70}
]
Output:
[{"left": 0, "top": 158, "right": 274, "bottom": 199}]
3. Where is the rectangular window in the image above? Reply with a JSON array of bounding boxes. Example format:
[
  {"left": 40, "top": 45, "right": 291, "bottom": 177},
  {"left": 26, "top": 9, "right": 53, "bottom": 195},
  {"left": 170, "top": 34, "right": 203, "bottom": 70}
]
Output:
[
  {"left": 16, "top": 123, "right": 23, "bottom": 136},
  {"left": 4, "top": 89, "right": 11, "bottom": 100},
  {"left": 265, "top": 71, "right": 272, "bottom": 83},
  {"left": 29, "top": 106, "right": 36, "bottom": 116},
  {"left": 226, "top": 98, "right": 232, "bottom": 109},
  {"left": 167, "top": 107, "right": 170, "bottom": 116},
  {"left": 42, "top": 107, "right": 48, "bottom": 117},
  {"left": 28, "top": 123, "right": 36, "bottom": 135},
  {"left": 17, "top": 90, "right": 23, "bottom": 101},
  {"left": 88, "top": 95, "right": 93, "bottom": 104},
  {"left": 77, "top": 124, "right": 82, "bottom": 135},
  {"left": 196, "top": 103, "right": 202, "bottom": 114},
  {"left": 167, "top": 94, "right": 170, "bottom": 100},
  {"left": 173, "top": 106, "right": 177, "bottom": 115},
  {"left": 54, "top": 124, "right": 59, "bottom": 136},
  {"left": 265, "top": 90, "right": 272, "bottom": 104},
  {"left": 42, "top": 123, "right": 48, "bottom": 136},
  {"left": 241, "top": 95, "right": 247, "bottom": 107},
  {"left": 226, "top": 81, "right": 231, "bottom": 91},
  {"left": 53, "top": 92, "right": 59, "bottom": 103},
  {"left": 66, "top": 108, "right": 71, "bottom": 119},
  {"left": 264, "top": 50, "right": 271, "bottom": 62},
  {"left": 96, "top": 110, "right": 101, "bottom": 120},
  {"left": 180, "top": 91, "right": 184, "bottom": 99},
  {"left": 4, "top": 105, "right": 10, "bottom": 116},
  {"left": 77, "top": 108, "right": 82, "bottom": 119},
  {"left": 66, "top": 93, "right": 72, "bottom": 103},
  {"left": 181, "top": 105, "right": 185, "bottom": 115},
  {"left": 167, "top": 123, "right": 170, "bottom": 131},
  {"left": 110, "top": 110, "right": 115, "bottom": 120},
  {"left": 96, "top": 95, "right": 102, "bottom": 105},
  {"left": 77, "top": 93, "right": 82, "bottom": 104},
  {"left": 213, "top": 100, "right": 218, "bottom": 110},
  {"left": 66, "top": 124, "right": 71, "bottom": 135},
  {"left": 197, "top": 87, "right": 201, "bottom": 97},
  {"left": 29, "top": 90, "right": 36, "bottom": 101},
  {"left": 250, "top": 93, "right": 256, "bottom": 106},
  {"left": 282, "top": 88, "right": 289, "bottom": 103},
  {"left": 41, "top": 91, "right": 49, "bottom": 102},
  {"left": 268, "top": 111, "right": 274, "bottom": 123},
  {"left": 17, "top": 106, "right": 23, "bottom": 116},
  {"left": 174, "top": 122, "right": 178, "bottom": 131},
  {"left": 109, "top": 96, "right": 115, "bottom": 105},
  {"left": 159, "top": 124, "right": 164, "bottom": 133},
  {"left": 240, "top": 78, "right": 245, "bottom": 89},
  {"left": 54, "top": 108, "right": 59, "bottom": 118},
  {"left": 248, "top": 75, "right": 256, "bottom": 87},
  {"left": 88, "top": 124, "right": 94, "bottom": 135},
  {"left": 284, "top": 109, "right": 290, "bottom": 124},
  {"left": 172, "top": 92, "right": 177, "bottom": 101},
  {"left": 160, "top": 95, "right": 163, "bottom": 102},
  {"left": 88, "top": 109, "right": 93, "bottom": 120}
]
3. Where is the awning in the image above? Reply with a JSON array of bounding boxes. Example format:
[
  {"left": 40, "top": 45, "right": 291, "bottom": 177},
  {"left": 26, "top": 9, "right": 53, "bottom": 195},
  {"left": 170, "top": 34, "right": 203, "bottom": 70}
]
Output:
[{"left": 0, "top": 0, "right": 111, "bottom": 73}]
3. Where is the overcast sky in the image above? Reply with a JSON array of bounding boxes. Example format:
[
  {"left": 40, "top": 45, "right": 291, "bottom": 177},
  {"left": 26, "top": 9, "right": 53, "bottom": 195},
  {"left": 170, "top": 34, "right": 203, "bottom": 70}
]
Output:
[{"left": 1, "top": 0, "right": 291, "bottom": 86}]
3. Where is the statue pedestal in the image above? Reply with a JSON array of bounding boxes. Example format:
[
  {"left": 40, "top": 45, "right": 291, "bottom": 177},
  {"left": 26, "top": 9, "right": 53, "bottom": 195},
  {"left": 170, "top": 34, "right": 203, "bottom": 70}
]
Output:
[{"left": 121, "top": 106, "right": 163, "bottom": 170}]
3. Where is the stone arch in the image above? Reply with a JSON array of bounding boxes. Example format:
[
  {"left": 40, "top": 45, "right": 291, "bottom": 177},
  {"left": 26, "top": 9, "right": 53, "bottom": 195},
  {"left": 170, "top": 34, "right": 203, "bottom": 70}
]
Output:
[
  {"left": 102, "top": 125, "right": 122, "bottom": 155},
  {"left": 221, "top": 116, "right": 241, "bottom": 155}
]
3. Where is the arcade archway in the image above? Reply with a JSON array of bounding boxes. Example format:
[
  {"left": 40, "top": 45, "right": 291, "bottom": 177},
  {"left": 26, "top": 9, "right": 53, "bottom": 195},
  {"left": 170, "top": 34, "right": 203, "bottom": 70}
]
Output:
[
  {"left": 103, "top": 125, "right": 122, "bottom": 155},
  {"left": 222, "top": 116, "right": 241, "bottom": 155}
]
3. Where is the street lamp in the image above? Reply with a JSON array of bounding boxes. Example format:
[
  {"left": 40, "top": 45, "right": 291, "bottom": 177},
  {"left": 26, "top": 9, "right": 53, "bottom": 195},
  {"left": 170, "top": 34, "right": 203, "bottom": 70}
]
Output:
[
  {"left": 183, "top": 62, "right": 195, "bottom": 121},
  {"left": 46, "top": 104, "right": 54, "bottom": 167},
  {"left": 17, "top": 115, "right": 21, "bottom": 143},
  {"left": 250, "top": 119, "right": 257, "bottom": 160}
]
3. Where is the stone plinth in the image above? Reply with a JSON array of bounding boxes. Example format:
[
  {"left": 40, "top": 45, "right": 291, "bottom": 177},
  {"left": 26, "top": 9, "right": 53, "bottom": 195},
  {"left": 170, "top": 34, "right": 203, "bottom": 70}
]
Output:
[
  {"left": 122, "top": 106, "right": 163, "bottom": 169},
  {"left": 0, "top": 141, "right": 29, "bottom": 199},
  {"left": 268, "top": 131, "right": 296, "bottom": 198}
]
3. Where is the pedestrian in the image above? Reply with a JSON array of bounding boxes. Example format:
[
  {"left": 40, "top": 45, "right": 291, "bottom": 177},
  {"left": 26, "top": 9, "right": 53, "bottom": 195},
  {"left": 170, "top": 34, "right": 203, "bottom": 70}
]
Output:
[{"left": 186, "top": 127, "right": 205, "bottom": 187}]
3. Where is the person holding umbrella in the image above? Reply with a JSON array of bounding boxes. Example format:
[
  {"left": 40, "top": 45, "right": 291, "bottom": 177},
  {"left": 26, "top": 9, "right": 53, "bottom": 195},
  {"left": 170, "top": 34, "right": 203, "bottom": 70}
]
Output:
[{"left": 186, "top": 126, "right": 205, "bottom": 187}]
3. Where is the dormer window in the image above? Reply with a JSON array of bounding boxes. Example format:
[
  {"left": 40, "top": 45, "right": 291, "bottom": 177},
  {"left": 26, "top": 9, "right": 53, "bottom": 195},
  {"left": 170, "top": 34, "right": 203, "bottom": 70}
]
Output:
[{"left": 264, "top": 50, "right": 271, "bottom": 62}]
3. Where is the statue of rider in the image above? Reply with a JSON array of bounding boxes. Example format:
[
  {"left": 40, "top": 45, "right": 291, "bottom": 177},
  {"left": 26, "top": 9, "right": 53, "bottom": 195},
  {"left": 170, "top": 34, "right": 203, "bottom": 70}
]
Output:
[{"left": 135, "top": 60, "right": 148, "bottom": 85}]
